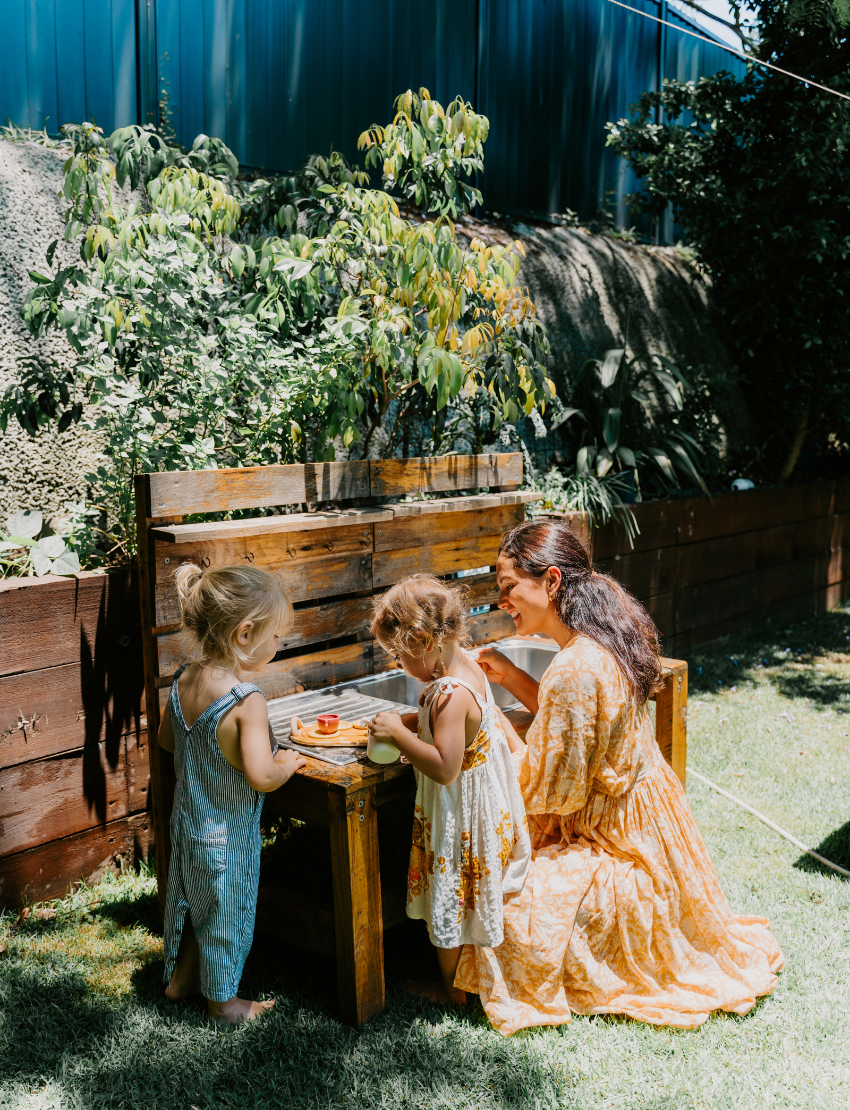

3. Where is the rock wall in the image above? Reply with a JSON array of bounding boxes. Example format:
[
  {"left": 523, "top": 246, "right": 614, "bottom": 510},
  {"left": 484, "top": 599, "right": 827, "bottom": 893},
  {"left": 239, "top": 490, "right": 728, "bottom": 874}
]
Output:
[{"left": 0, "top": 141, "right": 103, "bottom": 520}]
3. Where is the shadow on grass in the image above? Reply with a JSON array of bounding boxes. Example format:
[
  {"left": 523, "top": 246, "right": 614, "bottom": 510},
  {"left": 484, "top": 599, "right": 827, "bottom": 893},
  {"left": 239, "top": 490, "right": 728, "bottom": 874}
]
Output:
[
  {"left": 687, "top": 606, "right": 850, "bottom": 706},
  {"left": 794, "top": 818, "right": 850, "bottom": 879}
]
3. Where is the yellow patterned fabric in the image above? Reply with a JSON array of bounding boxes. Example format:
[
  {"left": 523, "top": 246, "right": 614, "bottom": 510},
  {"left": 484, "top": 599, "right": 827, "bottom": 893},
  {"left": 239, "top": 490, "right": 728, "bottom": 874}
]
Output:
[{"left": 455, "top": 635, "right": 784, "bottom": 1034}]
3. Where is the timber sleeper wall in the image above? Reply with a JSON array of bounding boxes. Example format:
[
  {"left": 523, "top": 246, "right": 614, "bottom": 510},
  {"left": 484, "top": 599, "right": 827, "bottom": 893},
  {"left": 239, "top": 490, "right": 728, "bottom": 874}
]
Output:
[
  {"left": 583, "top": 478, "right": 850, "bottom": 655},
  {"left": 0, "top": 570, "right": 150, "bottom": 908}
]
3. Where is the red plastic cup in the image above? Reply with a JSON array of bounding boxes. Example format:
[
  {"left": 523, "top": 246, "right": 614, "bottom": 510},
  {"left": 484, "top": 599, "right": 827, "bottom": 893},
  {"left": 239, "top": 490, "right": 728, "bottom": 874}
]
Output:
[{"left": 317, "top": 714, "right": 340, "bottom": 735}]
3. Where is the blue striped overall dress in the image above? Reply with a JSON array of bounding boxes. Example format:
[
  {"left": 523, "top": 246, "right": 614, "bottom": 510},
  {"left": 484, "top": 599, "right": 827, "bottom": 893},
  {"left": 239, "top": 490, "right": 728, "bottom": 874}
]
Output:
[{"left": 162, "top": 665, "right": 276, "bottom": 1002}]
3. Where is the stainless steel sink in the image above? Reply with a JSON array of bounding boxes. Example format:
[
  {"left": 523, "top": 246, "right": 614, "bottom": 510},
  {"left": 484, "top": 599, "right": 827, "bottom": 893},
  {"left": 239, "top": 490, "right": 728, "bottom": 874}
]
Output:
[
  {"left": 269, "top": 639, "right": 563, "bottom": 741},
  {"left": 336, "top": 635, "right": 559, "bottom": 710}
]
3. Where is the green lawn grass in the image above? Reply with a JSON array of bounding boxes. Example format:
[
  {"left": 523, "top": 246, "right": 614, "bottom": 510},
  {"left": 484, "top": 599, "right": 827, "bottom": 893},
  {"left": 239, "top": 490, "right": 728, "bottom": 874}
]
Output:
[{"left": 2, "top": 607, "right": 850, "bottom": 1110}]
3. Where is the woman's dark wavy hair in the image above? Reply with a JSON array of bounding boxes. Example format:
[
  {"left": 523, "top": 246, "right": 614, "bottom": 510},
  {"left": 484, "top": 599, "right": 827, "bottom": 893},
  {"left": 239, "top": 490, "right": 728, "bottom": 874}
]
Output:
[{"left": 499, "top": 520, "right": 662, "bottom": 703}]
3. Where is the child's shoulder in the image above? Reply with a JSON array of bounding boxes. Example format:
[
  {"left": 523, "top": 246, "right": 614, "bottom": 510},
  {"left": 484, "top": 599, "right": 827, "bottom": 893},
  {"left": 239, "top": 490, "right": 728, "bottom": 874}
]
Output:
[{"left": 177, "top": 662, "right": 248, "bottom": 702}]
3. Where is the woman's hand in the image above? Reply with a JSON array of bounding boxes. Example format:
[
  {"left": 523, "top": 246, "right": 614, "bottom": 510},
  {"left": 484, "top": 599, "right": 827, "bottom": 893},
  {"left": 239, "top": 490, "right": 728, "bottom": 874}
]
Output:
[
  {"left": 474, "top": 646, "right": 516, "bottom": 687},
  {"left": 474, "top": 646, "right": 540, "bottom": 714}
]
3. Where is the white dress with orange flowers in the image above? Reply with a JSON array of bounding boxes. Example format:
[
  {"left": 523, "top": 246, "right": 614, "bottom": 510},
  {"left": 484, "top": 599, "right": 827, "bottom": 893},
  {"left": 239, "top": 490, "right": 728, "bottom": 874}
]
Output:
[{"left": 406, "top": 674, "right": 531, "bottom": 949}]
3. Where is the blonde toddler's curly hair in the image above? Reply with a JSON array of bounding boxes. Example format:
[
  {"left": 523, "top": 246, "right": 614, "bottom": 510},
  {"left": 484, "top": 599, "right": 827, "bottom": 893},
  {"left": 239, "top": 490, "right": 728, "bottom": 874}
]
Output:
[
  {"left": 174, "top": 563, "right": 293, "bottom": 671},
  {"left": 370, "top": 574, "right": 469, "bottom": 659}
]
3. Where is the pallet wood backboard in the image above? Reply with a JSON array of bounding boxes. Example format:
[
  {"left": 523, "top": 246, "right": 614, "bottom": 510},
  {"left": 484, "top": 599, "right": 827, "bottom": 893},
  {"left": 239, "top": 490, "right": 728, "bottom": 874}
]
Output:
[{"left": 134, "top": 455, "right": 538, "bottom": 915}]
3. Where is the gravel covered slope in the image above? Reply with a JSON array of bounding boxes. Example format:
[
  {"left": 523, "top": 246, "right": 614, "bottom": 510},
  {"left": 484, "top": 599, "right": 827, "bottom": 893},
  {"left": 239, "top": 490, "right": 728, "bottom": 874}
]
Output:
[{"left": 0, "top": 140, "right": 102, "bottom": 519}]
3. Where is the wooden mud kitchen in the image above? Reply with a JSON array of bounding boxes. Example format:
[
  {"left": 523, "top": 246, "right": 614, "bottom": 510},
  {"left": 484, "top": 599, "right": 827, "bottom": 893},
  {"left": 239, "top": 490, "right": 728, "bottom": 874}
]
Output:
[{"left": 134, "top": 453, "right": 687, "bottom": 1027}]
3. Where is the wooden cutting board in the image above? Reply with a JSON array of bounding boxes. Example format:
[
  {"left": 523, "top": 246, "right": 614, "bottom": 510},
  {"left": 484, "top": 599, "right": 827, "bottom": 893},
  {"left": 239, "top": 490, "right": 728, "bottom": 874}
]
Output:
[{"left": 290, "top": 717, "right": 369, "bottom": 746}]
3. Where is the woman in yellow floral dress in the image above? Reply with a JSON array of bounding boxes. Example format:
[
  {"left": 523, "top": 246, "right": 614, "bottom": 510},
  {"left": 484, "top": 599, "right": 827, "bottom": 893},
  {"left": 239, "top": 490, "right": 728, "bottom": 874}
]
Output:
[{"left": 455, "top": 520, "right": 783, "bottom": 1035}]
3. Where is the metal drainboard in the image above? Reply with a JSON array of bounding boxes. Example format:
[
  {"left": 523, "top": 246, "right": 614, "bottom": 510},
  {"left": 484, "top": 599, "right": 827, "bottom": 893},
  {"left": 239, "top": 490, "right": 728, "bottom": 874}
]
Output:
[{"left": 267, "top": 689, "right": 418, "bottom": 767}]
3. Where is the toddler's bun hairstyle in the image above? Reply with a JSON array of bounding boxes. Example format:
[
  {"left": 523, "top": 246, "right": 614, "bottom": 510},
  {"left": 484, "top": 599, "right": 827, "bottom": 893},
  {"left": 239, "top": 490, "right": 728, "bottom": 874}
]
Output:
[
  {"left": 173, "top": 563, "right": 293, "bottom": 671},
  {"left": 370, "top": 574, "right": 469, "bottom": 659}
]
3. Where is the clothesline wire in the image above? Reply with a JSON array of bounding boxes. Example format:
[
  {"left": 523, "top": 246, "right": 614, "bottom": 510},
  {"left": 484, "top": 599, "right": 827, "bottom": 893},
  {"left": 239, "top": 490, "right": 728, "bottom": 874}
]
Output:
[
  {"left": 605, "top": 0, "right": 850, "bottom": 103},
  {"left": 689, "top": 767, "right": 850, "bottom": 879}
]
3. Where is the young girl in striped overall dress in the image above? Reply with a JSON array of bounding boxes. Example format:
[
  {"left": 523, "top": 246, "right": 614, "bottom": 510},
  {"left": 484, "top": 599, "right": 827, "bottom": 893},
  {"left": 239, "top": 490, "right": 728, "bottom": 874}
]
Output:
[
  {"left": 368, "top": 575, "right": 531, "bottom": 1005},
  {"left": 157, "top": 564, "right": 305, "bottom": 1023}
]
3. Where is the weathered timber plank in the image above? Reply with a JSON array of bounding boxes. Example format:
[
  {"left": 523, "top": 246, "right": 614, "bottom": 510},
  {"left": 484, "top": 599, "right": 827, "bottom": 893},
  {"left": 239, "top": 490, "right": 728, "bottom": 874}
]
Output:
[
  {"left": 156, "top": 595, "right": 377, "bottom": 672},
  {"left": 525, "top": 511, "right": 594, "bottom": 556},
  {"left": 0, "top": 659, "right": 145, "bottom": 770},
  {"left": 678, "top": 482, "right": 837, "bottom": 547},
  {"left": 134, "top": 475, "right": 177, "bottom": 921},
  {"left": 328, "top": 787, "right": 385, "bottom": 1026},
  {"left": 673, "top": 516, "right": 834, "bottom": 593},
  {"left": 372, "top": 534, "right": 502, "bottom": 589},
  {"left": 154, "top": 537, "right": 373, "bottom": 624},
  {"left": 160, "top": 640, "right": 395, "bottom": 701},
  {"left": 146, "top": 461, "right": 371, "bottom": 517},
  {"left": 832, "top": 481, "right": 850, "bottom": 516},
  {"left": 596, "top": 546, "right": 678, "bottom": 601},
  {"left": 0, "top": 733, "right": 148, "bottom": 857},
  {"left": 375, "top": 503, "right": 523, "bottom": 553},
  {"left": 0, "top": 811, "right": 153, "bottom": 910},
  {"left": 664, "top": 578, "right": 850, "bottom": 657},
  {"left": 0, "top": 567, "right": 141, "bottom": 677},
  {"left": 645, "top": 593, "right": 675, "bottom": 641},
  {"left": 152, "top": 508, "right": 392, "bottom": 545},
  {"left": 370, "top": 453, "right": 522, "bottom": 497},
  {"left": 653, "top": 661, "right": 687, "bottom": 787},
  {"left": 387, "top": 491, "right": 540, "bottom": 517},
  {"left": 467, "top": 608, "right": 516, "bottom": 644},
  {"left": 592, "top": 501, "right": 685, "bottom": 561},
  {"left": 673, "top": 553, "right": 840, "bottom": 636}
]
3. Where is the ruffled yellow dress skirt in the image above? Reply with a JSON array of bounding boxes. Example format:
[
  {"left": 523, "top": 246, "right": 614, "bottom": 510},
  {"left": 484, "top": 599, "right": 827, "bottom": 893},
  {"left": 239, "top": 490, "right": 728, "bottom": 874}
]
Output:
[{"left": 455, "top": 637, "right": 784, "bottom": 1035}]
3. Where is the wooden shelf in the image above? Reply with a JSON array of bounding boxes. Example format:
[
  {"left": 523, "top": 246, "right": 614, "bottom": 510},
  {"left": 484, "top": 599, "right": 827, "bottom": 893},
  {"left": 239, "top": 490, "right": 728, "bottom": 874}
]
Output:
[{"left": 150, "top": 492, "right": 542, "bottom": 544}]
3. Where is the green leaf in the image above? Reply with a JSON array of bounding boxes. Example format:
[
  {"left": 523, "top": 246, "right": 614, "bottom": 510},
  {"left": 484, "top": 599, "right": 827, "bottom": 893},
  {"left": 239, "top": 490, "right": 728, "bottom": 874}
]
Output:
[
  {"left": 550, "top": 407, "right": 586, "bottom": 431},
  {"left": 6, "top": 510, "right": 42, "bottom": 539},
  {"left": 602, "top": 407, "right": 621, "bottom": 452},
  {"left": 31, "top": 548, "right": 53, "bottom": 576},
  {"left": 28, "top": 271, "right": 53, "bottom": 285},
  {"left": 51, "top": 549, "right": 81, "bottom": 576},
  {"left": 598, "top": 348, "right": 625, "bottom": 389},
  {"left": 37, "top": 535, "right": 66, "bottom": 559}
]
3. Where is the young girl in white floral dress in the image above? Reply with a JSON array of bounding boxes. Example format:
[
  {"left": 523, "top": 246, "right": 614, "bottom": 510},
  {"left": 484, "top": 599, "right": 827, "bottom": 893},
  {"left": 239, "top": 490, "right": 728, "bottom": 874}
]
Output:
[{"left": 368, "top": 575, "right": 531, "bottom": 1004}]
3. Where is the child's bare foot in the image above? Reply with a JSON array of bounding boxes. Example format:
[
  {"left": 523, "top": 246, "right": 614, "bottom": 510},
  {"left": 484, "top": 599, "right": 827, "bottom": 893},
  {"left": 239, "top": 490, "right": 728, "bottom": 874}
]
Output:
[
  {"left": 405, "top": 979, "right": 467, "bottom": 1006},
  {"left": 164, "top": 975, "right": 202, "bottom": 1002},
  {"left": 207, "top": 996, "right": 275, "bottom": 1024}
]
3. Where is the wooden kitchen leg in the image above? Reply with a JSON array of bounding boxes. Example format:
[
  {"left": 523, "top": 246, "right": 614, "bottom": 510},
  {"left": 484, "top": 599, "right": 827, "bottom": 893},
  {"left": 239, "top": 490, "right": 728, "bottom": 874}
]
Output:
[
  {"left": 328, "top": 787, "right": 385, "bottom": 1027},
  {"left": 655, "top": 663, "right": 688, "bottom": 788}
]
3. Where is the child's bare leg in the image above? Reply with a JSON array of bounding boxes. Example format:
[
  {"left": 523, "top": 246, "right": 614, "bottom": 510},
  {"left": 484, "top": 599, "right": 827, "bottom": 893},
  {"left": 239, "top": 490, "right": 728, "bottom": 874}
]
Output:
[
  {"left": 406, "top": 945, "right": 466, "bottom": 1005},
  {"left": 165, "top": 920, "right": 202, "bottom": 1001},
  {"left": 207, "top": 996, "right": 275, "bottom": 1024}
]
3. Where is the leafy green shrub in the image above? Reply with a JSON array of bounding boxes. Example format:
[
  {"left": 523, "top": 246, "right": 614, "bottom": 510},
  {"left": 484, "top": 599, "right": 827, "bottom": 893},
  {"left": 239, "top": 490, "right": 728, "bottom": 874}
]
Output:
[
  {"left": 531, "top": 468, "right": 639, "bottom": 545},
  {"left": 555, "top": 319, "right": 708, "bottom": 496},
  {"left": 606, "top": 0, "right": 850, "bottom": 481},
  {"left": 2, "top": 94, "right": 552, "bottom": 563},
  {"left": 0, "top": 508, "right": 88, "bottom": 579},
  {"left": 358, "top": 87, "right": 487, "bottom": 218}
]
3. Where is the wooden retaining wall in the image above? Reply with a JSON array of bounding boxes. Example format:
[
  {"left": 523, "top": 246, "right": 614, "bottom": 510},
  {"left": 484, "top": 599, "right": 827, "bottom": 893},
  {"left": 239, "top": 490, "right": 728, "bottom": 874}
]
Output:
[
  {"left": 0, "top": 569, "right": 150, "bottom": 907},
  {"left": 588, "top": 479, "right": 850, "bottom": 656},
  {"left": 2, "top": 475, "right": 849, "bottom": 909}
]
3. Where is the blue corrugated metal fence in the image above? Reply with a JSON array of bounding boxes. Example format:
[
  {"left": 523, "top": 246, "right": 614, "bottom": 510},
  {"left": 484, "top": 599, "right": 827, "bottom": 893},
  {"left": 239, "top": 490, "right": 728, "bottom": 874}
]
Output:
[{"left": 2, "top": 0, "right": 744, "bottom": 225}]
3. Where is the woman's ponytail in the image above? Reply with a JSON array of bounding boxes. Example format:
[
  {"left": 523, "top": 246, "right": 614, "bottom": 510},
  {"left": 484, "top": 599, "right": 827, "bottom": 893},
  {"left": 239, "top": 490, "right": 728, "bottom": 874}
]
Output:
[{"left": 499, "top": 521, "right": 662, "bottom": 702}]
